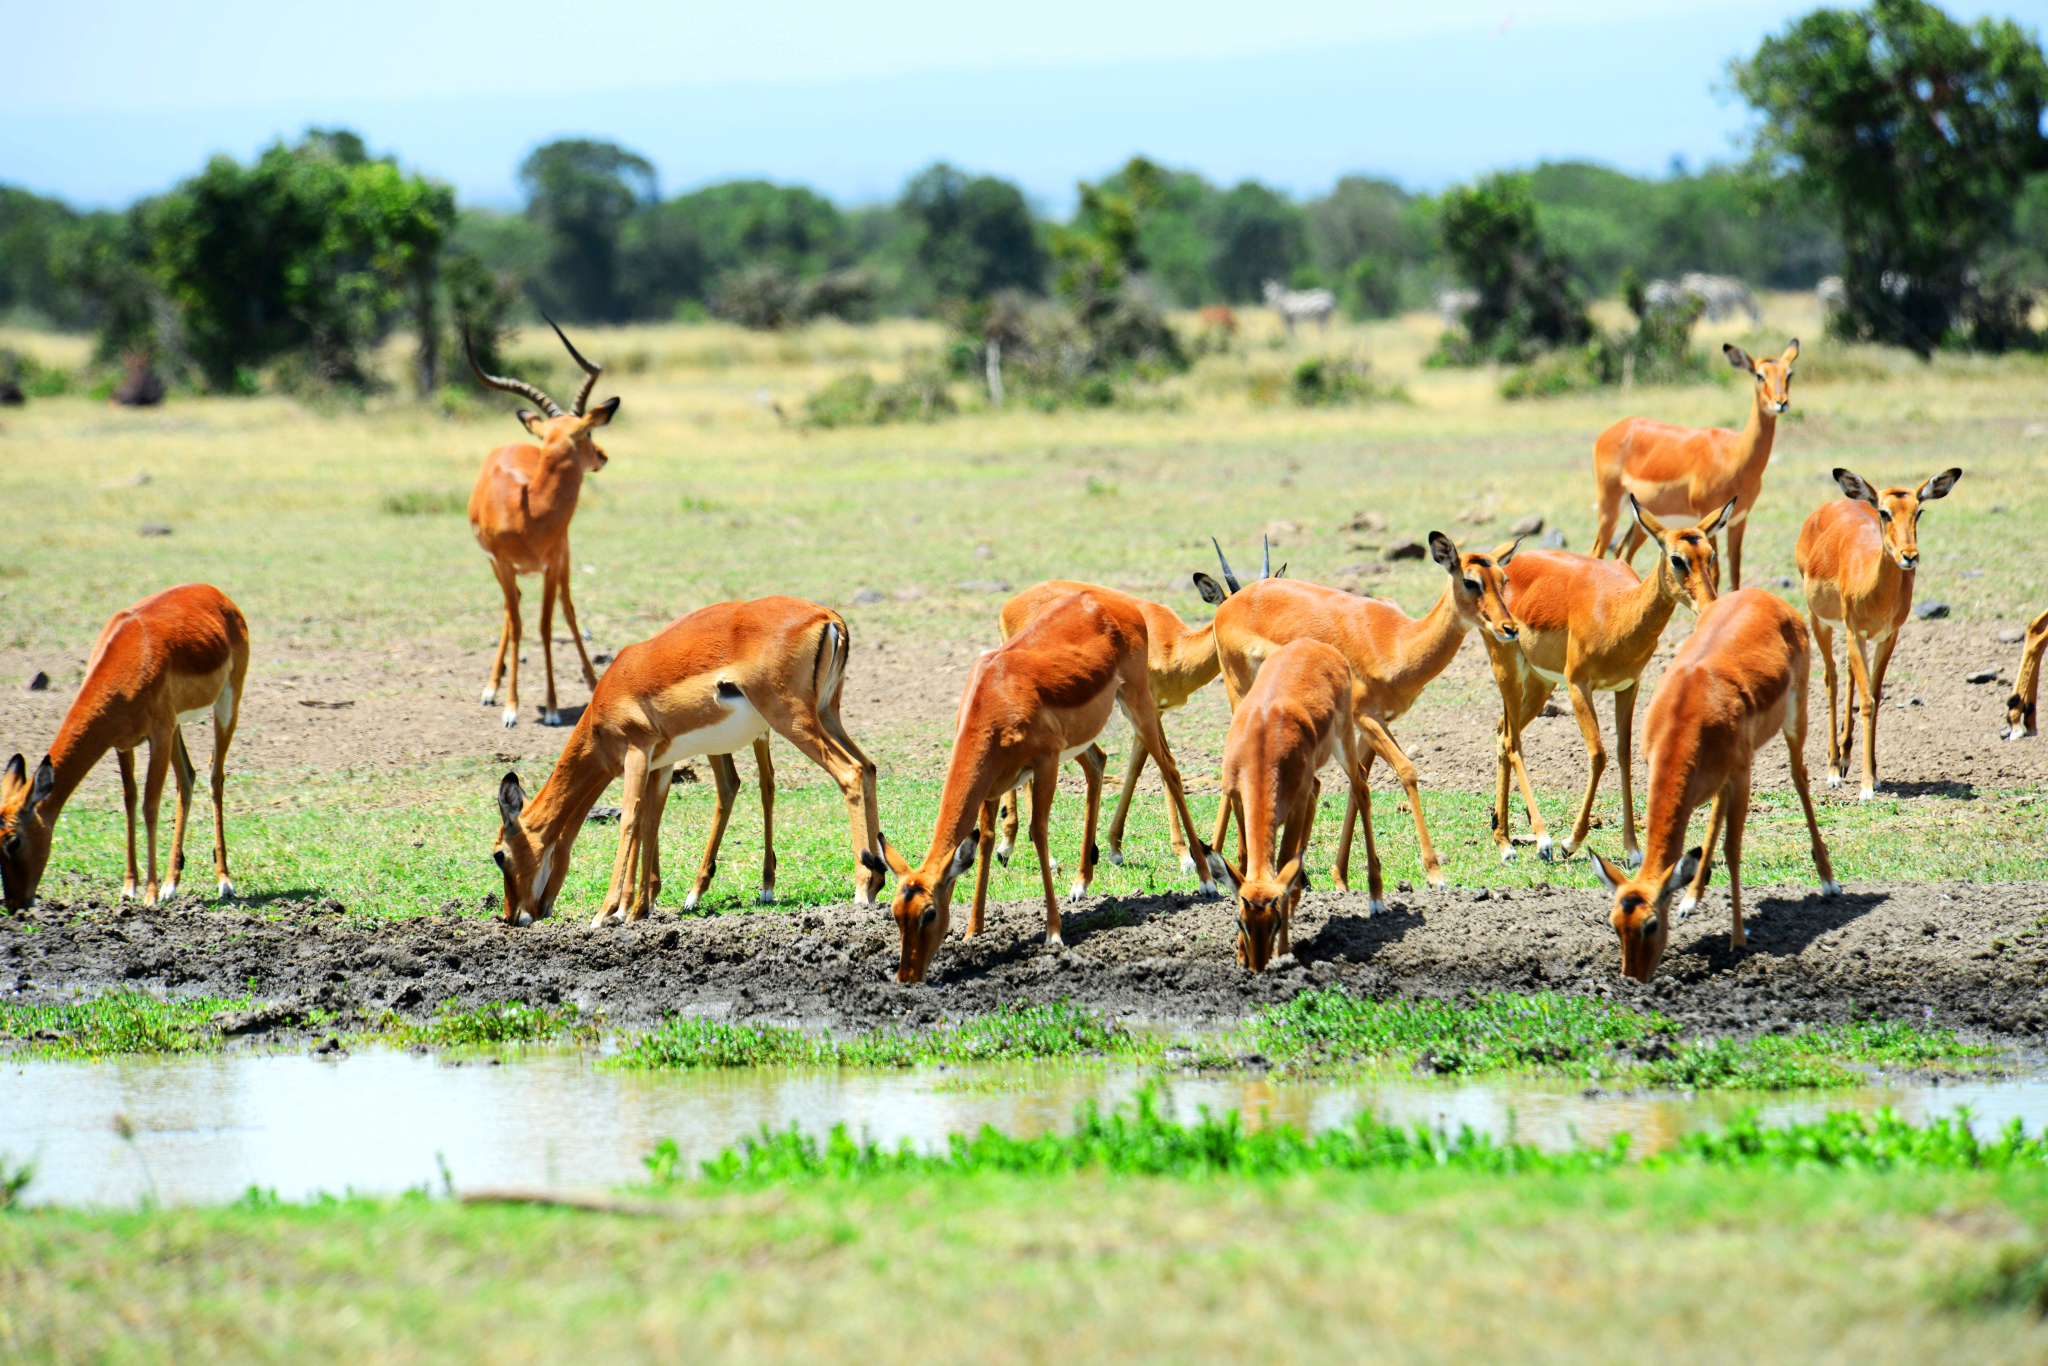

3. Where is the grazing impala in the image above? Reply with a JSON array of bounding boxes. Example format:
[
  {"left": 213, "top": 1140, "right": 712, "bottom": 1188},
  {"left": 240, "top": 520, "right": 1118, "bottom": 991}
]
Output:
[
  {"left": 1485, "top": 496, "right": 1730, "bottom": 867},
  {"left": 490, "top": 598, "right": 884, "bottom": 927},
  {"left": 994, "top": 578, "right": 1222, "bottom": 874},
  {"left": 2007, "top": 607, "right": 2048, "bottom": 740},
  {"left": 2, "top": 585, "right": 249, "bottom": 910},
  {"left": 1211, "top": 532, "right": 1520, "bottom": 892},
  {"left": 468, "top": 322, "right": 613, "bottom": 728},
  {"left": 1795, "top": 466, "right": 1962, "bottom": 797},
  {"left": 1591, "top": 340, "right": 1798, "bottom": 590},
  {"left": 869, "top": 589, "right": 1214, "bottom": 984},
  {"left": 1592, "top": 588, "right": 1839, "bottom": 982},
  {"left": 1207, "top": 638, "right": 1375, "bottom": 970}
]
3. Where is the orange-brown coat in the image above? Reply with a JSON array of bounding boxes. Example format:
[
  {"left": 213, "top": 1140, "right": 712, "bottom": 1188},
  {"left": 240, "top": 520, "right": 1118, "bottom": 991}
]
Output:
[
  {"left": 1591, "top": 589, "right": 1838, "bottom": 982},
  {"left": 1, "top": 584, "right": 249, "bottom": 909},
  {"left": 1209, "top": 639, "right": 1370, "bottom": 971},
  {"left": 1484, "top": 497, "right": 1728, "bottom": 866},
  {"left": 873, "top": 590, "right": 1213, "bottom": 984},
  {"left": 1793, "top": 467, "right": 1961, "bottom": 798},
  {"left": 491, "top": 597, "right": 882, "bottom": 928},
  {"left": 2006, "top": 607, "right": 2048, "bottom": 740},
  {"left": 1210, "top": 532, "right": 1519, "bottom": 899},
  {"left": 1591, "top": 341, "right": 1798, "bottom": 590}
]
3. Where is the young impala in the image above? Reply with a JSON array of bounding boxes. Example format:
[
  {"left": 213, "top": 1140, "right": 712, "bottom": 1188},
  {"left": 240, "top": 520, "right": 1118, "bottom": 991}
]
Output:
[
  {"left": 490, "top": 597, "right": 884, "bottom": 927},
  {"left": 870, "top": 589, "right": 1214, "bottom": 984},
  {"left": 2, "top": 584, "right": 249, "bottom": 910},
  {"left": 2007, "top": 607, "right": 2048, "bottom": 740},
  {"left": 468, "top": 322, "right": 613, "bottom": 728},
  {"left": 1794, "top": 466, "right": 1962, "bottom": 797},
  {"left": 1210, "top": 532, "right": 1519, "bottom": 892},
  {"left": 1592, "top": 588, "right": 1839, "bottom": 982},
  {"left": 1592, "top": 340, "right": 1798, "bottom": 590},
  {"left": 1484, "top": 496, "right": 1729, "bottom": 867},
  {"left": 1207, "top": 638, "right": 1374, "bottom": 971}
]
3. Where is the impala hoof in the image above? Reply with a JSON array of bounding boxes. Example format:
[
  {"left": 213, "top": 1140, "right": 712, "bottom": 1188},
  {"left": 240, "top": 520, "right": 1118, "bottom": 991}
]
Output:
[
  {"left": 515, "top": 910, "right": 533, "bottom": 927},
  {"left": 852, "top": 886, "right": 873, "bottom": 909},
  {"left": 1826, "top": 771, "right": 1843, "bottom": 789},
  {"left": 1105, "top": 848, "right": 1125, "bottom": 866},
  {"left": 1499, "top": 846, "right": 1517, "bottom": 865},
  {"left": 1675, "top": 893, "right": 1698, "bottom": 920},
  {"left": 994, "top": 842, "right": 1012, "bottom": 868},
  {"left": 217, "top": 879, "right": 234, "bottom": 899},
  {"left": 1426, "top": 874, "right": 1448, "bottom": 892},
  {"left": 1198, "top": 879, "right": 1219, "bottom": 899},
  {"left": 682, "top": 889, "right": 702, "bottom": 911},
  {"left": 160, "top": 881, "right": 179, "bottom": 900},
  {"left": 120, "top": 885, "right": 135, "bottom": 902},
  {"left": 757, "top": 886, "right": 775, "bottom": 904},
  {"left": 1068, "top": 881, "right": 1088, "bottom": 901},
  {"left": 540, "top": 709, "right": 564, "bottom": 728},
  {"left": 1622, "top": 847, "right": 1643, "bottom": 871},
  {"left": 1859, "top": 785, "right": 1876, "bottom": 801},
  {"left": 1178, "top": 853, "right": 1198, "bottom": 875},
  {"left": 1368, "top": 898, "right": 1388, "bottom": 917},
  {"left": 1820, "top": 879, "right": 1843, "bottom": 898},
  {"left": 501, "top": 707, "right": 519, "bottom": 729},
  {"left": 480, "top": 688, "right": 497, "bottom": 706},
  {"left": 1046, "top": 932, "right": 1065, "bottom": 950},
  {"left": 1536, "top": 836, "right": 1554, "bottom": 862}
]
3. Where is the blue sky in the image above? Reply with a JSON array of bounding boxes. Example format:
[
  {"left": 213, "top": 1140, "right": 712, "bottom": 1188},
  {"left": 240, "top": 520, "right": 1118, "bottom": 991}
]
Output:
[{"left": 6, "top": 0, "right": 2044, "bottom": 209}]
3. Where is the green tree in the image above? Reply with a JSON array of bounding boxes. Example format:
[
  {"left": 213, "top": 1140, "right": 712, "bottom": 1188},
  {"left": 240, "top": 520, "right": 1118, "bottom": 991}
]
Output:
[
  {"left": 899, "top": 163, "right": 1044, "bottom": 303},
  {"left": 519, "top": 139, "right": 657, "bottom": 322},
  {"left": 1733, "top": 0, "right": 2048, "bottom": 354},
  {"left": 1437, "top": 172, "right": 1593, "bottom": 361},
  {"left": 620, "top": 180, "right": 852, "bottom": 319},
  {"left": 1207, "top": 181, "right": 1307, "bottom": 302},
  {"left": 1305, "top": 175, "right": 1428, "bottom": 317}
]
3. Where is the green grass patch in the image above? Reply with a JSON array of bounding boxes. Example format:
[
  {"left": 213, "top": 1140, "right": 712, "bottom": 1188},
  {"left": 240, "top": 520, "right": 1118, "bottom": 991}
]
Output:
[
  {"left": 0, "top": 992, "right": 249, "bottom": 1057},
  {"left": 610, "top": 1001, "right": 1144, "bottom": 1072},
  {"left": 378, "top": 488, "right": 467, "bottom": 515},
  {"left": 1641, "top": 1020, "right": 2000, "bottom": 1090},
  {"left": 386, "top": 1000, "right": 596, "bottom": 1050}
]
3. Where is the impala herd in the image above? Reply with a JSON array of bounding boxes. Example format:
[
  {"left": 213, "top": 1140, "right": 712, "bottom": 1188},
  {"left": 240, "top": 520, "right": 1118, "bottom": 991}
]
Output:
[{"left": 3, "top": 326, "right": 2041, "bottom": 988}]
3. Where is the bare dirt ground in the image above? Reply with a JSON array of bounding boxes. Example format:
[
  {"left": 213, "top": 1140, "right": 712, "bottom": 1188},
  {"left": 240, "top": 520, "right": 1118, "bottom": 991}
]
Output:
[{"left": 7, "top": 876, "right": 2045, "bottom": 1042}]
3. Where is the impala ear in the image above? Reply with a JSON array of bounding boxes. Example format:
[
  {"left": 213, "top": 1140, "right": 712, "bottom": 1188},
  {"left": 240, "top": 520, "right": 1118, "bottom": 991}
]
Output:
[
  {"left": 1781, "top": 338, "right": 1800, "bottom": 363},
  {"left": 1628, "top": 494, "right": 1667, "bottom": 541},
  {"left": 1699, "top": 498, "right": 1736, "bottom": 538},
  {"left": 876, "top": 831, "right": 914, "bottom": 878},
  {"left": 1916, "top": 467, "right": 1961, "bottom": 502},
  {"left": 0, "top": 754, "right": 22, "bottom": 801},
  {"left": 1192, "top": 572, "right": 1229, "bottom": 606},
  {"left": 1427, "top": 531, "right": 1458, "bottom": 572},
  {"left": 1661, "top": 848, "right": 1703, "bottom": 901},
  {"left": 583, "top": 396, "right": 620, "bottom": 428},
  {"left": 936, "top": 836, "right": 978, "bottom": 892},
  {"left": 1493, "top": 537, "right": 1522, "bottom": 567},
  {"left": 497, "top": 772, "right": 525, "bottom": 827},
  {"left": 1832, "top": 469, "right": 1880, "bottom": 507},
  {"left": 1206, "top": 849, "right": 1245, "bottom": 894},
  {"left": 1723, "top": 344, "right": 1756, "bottom": 374},
  {"left": 30, "top": 756, "right": 54, "bottom": 811},
  {"left": 1590, "top": 851, "right": 1625, "bottom": 893},
  {"left": 1275, "top": 856, "right": 1305, "bottom": 895}
]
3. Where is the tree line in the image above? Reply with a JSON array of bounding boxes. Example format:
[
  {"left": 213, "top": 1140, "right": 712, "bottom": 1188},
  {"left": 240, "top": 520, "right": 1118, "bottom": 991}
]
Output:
[{"left": 0, "top": 0, "right": 2043, "bottom": 391}]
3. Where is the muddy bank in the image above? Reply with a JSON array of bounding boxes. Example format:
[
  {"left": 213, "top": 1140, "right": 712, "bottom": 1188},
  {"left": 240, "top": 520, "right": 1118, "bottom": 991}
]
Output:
[{"left": 6, "top": 877, "right": 2046, "bottom": 1043}]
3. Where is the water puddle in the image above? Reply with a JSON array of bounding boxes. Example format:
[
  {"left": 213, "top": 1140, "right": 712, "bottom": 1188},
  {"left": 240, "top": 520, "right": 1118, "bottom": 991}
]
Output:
[{"left": 4, "top": 1050, "right": 2043, "bottom": 1207}]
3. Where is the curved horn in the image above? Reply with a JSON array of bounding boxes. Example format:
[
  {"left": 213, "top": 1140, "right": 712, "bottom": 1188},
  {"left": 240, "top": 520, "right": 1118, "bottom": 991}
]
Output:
[
  {"left": 544, "top": 313, "right": 603, "bottom": 416},
  {"left": 1262, "top": 535, "right": 1272, "bottom": 580},
  {"left": 465, "top": 330, "right": 563, "bottom": 418},
  {"left": 1210, "top": 537, "right": 1242, "bottom": 595}
]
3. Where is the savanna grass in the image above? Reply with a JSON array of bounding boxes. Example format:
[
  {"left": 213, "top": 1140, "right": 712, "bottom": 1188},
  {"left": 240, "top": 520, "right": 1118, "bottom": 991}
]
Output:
[
  {"left": 0, "top": 991, "right": 250, "bottom": 1058},
  {"left": 609, "top": 1000, "right": 1142, "bottom": 1071}
]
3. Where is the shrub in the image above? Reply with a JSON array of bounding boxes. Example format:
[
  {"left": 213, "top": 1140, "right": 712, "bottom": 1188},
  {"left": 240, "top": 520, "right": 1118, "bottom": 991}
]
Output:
[
  {"left": 1500, "top": 276, "right": 1718, "bottom": 399},
  {"left": 712, "top": 264, "right": 801, "bottom": 330},
  {"left": 1288, "top": 353, "right": 1407, "bottom": 406},
  {"left": 801, "top": 359, "right": 956, "bottom": 428},
  {"left": 0, "top": 348, "right": 71, "bottom": 397}
]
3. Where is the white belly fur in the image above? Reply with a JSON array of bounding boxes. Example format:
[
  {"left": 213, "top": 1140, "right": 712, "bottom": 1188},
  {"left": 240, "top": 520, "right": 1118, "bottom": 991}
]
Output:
[
  {"left": 176, "top": 683, "right": 234, "bottom": 727},
  {"left": 1527, "top": 662, "right": 1626, "bottom": 693},
  {"left": 649, "top": 695, "right": 770, "bottom": 767}
]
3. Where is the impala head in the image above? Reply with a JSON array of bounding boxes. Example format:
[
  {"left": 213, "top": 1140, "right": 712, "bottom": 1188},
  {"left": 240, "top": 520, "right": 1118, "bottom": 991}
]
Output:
[
  {"left": 1193, "top": 536, "right": 1286, "bottom": 605},
  {"left": 467, "top": 319, "right": 617, "bottom": 472},
  {"left": 1592, "top": 846, "right": 1702, "bottom": 982},
  {"left": 1206, "top": 850, "right": 1305, "bottom": 973},
  {"left": 1832, "top": 466, "right": 1962, "bottom": 572},
  {"left": 0, "top": 753, "right": 57, "bottom": 912},
  {"left": 490, "top": 772, "right": 554, "bottom": 927},
  {"left": 1433, "top": 532, "right": 1520, "bottom": 644},
  {"left": 1629, "top": 495, "right": 1730, "bottom": 610},
  {"left": 1725, "top": 339, "right": 1797, "bottom": 415},
  {"left": 869, "top": 834, "right": 976, "bottom": 983}
]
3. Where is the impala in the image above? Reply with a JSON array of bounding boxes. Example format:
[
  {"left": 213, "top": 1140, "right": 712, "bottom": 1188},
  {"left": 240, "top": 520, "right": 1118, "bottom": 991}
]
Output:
[
  {"left": 2007, "top": 607, "right": 2048, "bottom": 740},
  {"left": 869, "top": 589, "right": 1213, "bottom": 984},
  {"left": 1794, "top": 466, "right": 1962, "bottom": 797},
  {"left": 490, "top": 597, "right": 884, "bottom": 926},
  {"left": 1211, "top": 532, "right": 1520, "bottom": 893},
  {"left": 1591, "top": 339, "right": 1798, "bottom": 590},
  {"left": 1592, "top": 588, "right": 1839, "bottom": 982},
  {"left": 2, "top": 584, "right": 249, "bottom": 910},
  {"left": 1207, "top": 638, "right": 1374, "bottom": 970},
  {"left": 468, "top": 322, "right": 613, "bottom": 728},
  {"left": 1484, "top": 496, "right": 1730, "bottom": 867}
]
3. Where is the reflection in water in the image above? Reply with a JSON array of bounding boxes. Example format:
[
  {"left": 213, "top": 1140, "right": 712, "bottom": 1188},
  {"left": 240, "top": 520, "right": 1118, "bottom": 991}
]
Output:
[{"left": 2, "top": 1049, "right": 2042, "bottom": 1208}]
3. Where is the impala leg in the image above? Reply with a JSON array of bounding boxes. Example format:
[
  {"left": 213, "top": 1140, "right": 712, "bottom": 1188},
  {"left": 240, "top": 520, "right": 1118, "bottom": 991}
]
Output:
[
  {"left": 537, "top": 563, "right": 562, "bottom": 727},
  {"left": 1617, "top": 524, "right": 1647, "bottom": 571},
  {"left": 688, "top": 754, "right": 741, "bottom": 912},
  {"left": 1721, "top": 773, "right": 1753, "bottom": 950},
  {"left": 1785, "top": 714, "right": 1840, "bottom": 896},
  {"left": 1840, "top": 631, "right": 1878, "bottom": 801},
  {"left": 596, "top": 747, "right": 651, "bottom": 927},
  {"left": 1680, "top": 790, "right": 1728, "bottom": 918},
  {"left": 813, "top": 685, "right": 884, "bottom": 901},
  {"left": 1508, "top": 690, "right": 1550, "bottom": 860},
  {"left": 1726, "top": 516, "right": 1747, "bottom": 593},
  {"left": 1028, "top": 760, "right": 1063, "bottom": 947},
  {"left": 772, "top": 707, "right": 883, "bottom": 907},
  {"left": 996, "top": 792, "right": 1019, "bottom": 867},
  {"left": 968, "top": 796, "right": 999, "bottom": 937},
  {"left": 1559, "top": 677, "right": 1609, "bottom": 860},
  {"left": 1071, "top": 745, "right": 1103, "bottom": 900},
  {"left": 1350, "top": 751, "right": 1385, "bottom": 912},
  {"left": 632, "top": 765, "right": 673, "bottom": 919},
  {"left": 164, "top": 727, "right": 196, "bottom": 899},
  {"left": 482, "top": 555, "right": 514, "bottom": 709},
  {"left": 1614, "top": 682, "right": 1642, "bottom": 868},
  {"left": 1121, "top": 686, "right": 1214, "bottom": 894},
  {"left": 1334, "top": 745, "right": 1365, "bottom": 892},
  {"left": 210, "top": 667, "right": 241, "bottom": 898},
  {"left": 140, "top": 729, "right": 172, "bottom": 906},
  {"left": 1358, "top": 716, "right": 1444, "bottom": 890},
  {"left": 1865, "top": 632, "right": 1900, "bottom": 799},
  {"left": 496, "top": 561, "right": 523, "bottom": 728},
  {"left": 1104, "top": 743, "right": 1148, "bottom": 867},
  {"left": 1808, "top": 615, "right": 1845, "bottom": 787},
  {"left": 117, "top": 748, "right": 140, "bottom": 901},
  {"left": 1591, "top": 497, "right": 1622, "bottom": 563},
  {"left": 751, "top": 738, "right": 778, "bottom": 903},
  {"left": 554, "top": 561, "right": 600, "bottom": 689}
]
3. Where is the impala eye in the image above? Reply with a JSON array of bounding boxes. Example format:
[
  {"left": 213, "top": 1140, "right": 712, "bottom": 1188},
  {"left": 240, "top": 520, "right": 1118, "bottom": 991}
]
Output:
[
  {"left": 1462, "top": 579, "right": 1482, "bottom": 595},
  {"left": 1879, "top": 509, "right": 1892, "bottom": 522},
  {"left": 1671, "top": 556, "right": 1688, "bottom": 576},
  {"left": 493, "top": 849, "right": 508, "bottom": 870}
]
